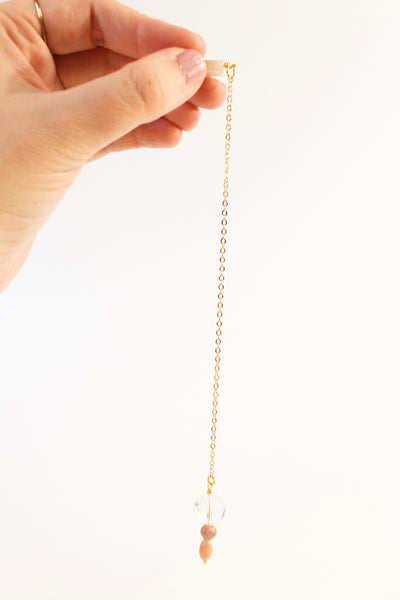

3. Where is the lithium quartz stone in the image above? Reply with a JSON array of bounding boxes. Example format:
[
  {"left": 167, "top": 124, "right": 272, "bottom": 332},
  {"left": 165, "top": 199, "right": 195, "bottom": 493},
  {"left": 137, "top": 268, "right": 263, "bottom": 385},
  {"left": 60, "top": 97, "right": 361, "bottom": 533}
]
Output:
[
  {"left": 199, "top": 540, "right": 213, "bottom": 562},
  {"left": 200, "top": 524, "right": 217, "bottom": 541},
  {"left": 194, "top": 493, "right": 226, "bottom": 524},
  {"left": 206, "top": 60, "right": 225, "bottom": 77}
]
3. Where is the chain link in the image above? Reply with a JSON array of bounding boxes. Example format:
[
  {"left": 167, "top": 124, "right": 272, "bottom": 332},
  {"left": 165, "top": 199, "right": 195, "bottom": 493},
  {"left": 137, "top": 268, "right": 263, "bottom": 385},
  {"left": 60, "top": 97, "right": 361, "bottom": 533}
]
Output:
[{"left": 207, "top": 63, "right": 236, "bottom": 494}]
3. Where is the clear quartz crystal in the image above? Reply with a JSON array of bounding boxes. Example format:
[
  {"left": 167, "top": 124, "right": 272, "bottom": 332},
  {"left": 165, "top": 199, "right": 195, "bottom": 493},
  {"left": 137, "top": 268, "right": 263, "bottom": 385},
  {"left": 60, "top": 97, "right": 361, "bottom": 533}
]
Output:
[{"left": 194, "top": 493, "right": 226, "bottom": 525}]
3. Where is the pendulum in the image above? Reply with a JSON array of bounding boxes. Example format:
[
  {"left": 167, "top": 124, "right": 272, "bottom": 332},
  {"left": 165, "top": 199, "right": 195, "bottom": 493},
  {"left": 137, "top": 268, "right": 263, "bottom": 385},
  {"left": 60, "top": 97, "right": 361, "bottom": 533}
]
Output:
[{"left": 194, "top": 60, "right": 236, "bottom": 564}]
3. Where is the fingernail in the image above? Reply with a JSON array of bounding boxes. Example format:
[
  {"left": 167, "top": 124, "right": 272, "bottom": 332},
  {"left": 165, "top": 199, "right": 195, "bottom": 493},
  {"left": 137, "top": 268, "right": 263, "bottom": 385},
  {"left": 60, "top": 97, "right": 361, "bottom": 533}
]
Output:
[{"left": 177, "top": 50, "right": 206, "bottom": 84}]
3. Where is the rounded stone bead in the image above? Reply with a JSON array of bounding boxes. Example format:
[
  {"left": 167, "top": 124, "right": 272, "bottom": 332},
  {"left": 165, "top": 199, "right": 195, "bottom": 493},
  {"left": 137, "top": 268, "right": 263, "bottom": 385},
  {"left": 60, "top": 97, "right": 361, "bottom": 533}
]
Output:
[
  {"left": 200, "top": 524, "right": 217, "bottom": 541},
  {"left": 194, "top": 493, "right": 226, "bottom": 525},
  {"left": 199, "top": 540, "right": 213, "bottom": 562}
]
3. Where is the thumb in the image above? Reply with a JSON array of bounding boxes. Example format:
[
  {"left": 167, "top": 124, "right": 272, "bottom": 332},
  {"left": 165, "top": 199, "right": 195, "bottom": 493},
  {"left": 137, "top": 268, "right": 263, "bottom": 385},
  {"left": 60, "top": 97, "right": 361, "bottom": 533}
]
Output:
[{"left": 47, "top": 48, "right": 206, "bottom": 158}]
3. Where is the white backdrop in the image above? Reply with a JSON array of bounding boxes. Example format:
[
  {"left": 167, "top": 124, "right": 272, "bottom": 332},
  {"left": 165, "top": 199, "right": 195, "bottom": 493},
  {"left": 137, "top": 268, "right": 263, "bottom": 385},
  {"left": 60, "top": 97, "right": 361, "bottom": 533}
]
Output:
[{"left": 1, "top": 0, "right": 400, "bottom": 598}]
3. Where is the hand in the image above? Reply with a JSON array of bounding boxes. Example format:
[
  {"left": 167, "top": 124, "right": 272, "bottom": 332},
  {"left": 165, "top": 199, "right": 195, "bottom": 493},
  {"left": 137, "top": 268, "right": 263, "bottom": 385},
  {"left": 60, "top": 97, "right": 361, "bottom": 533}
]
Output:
[{"left": 0, "top": 0, "right": 226, "bottom": 291}]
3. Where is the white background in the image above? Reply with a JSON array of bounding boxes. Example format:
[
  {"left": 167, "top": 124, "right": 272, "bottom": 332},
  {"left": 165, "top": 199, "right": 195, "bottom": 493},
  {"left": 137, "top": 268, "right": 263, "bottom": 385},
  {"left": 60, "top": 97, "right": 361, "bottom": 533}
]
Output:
[{"left": 1, "top": 0, "right": 400, "bottom": 598}]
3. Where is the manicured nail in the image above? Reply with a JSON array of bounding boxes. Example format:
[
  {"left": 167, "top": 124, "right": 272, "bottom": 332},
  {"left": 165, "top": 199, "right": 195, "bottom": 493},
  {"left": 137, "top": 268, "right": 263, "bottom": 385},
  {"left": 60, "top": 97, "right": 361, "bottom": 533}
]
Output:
[{"left": 177, "top": 50, "right": 206, "bottom": 84}]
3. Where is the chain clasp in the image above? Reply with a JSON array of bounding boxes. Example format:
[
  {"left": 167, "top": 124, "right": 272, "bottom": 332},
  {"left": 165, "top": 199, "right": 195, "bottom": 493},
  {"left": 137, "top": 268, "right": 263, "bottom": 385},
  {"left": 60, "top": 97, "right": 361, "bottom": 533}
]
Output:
[{"left": 224, "top": 62, "right": 236, "bottom": 78}]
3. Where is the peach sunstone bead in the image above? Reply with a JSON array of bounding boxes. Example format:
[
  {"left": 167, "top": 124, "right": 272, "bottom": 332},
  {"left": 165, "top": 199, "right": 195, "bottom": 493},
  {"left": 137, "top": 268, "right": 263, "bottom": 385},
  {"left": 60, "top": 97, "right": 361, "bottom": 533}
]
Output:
[
  {"left": 200, "top": 524, "right": 217, "bottom": 541},
  {"left": 199, "top": 540, "right": 213, "bottom": 563}
]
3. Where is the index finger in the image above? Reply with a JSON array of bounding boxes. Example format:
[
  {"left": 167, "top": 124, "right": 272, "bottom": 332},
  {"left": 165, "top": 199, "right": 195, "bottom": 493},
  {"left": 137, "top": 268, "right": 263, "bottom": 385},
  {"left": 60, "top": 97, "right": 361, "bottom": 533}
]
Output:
[{"left": 36, "top": 0, "right": 206, "bottom": 57}]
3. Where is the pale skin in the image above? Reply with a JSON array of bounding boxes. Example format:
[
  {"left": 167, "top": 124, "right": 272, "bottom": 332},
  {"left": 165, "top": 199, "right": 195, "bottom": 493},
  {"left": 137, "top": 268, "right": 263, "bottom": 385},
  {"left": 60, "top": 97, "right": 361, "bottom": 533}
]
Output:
[{"left": 0, "top": 0, "right": 226, "bottom": 292}]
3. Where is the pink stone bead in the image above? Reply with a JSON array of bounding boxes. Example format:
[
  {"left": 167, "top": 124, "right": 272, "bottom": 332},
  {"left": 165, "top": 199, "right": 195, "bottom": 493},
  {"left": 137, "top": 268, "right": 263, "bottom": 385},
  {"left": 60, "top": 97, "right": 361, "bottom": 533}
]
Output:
[
  {"left": 200, "top": 524, "right": 217, "bottom": 541},
  {"left": 199, "top": 540, "right": 213, "bottom": 562}
]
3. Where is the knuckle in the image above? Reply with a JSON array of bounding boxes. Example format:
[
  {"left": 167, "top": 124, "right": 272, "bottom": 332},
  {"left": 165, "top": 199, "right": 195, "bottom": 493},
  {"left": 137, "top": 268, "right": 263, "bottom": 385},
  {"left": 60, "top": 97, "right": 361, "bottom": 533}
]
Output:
[{"left": 131, "top": 69, "right": 166, "bottom": 115}]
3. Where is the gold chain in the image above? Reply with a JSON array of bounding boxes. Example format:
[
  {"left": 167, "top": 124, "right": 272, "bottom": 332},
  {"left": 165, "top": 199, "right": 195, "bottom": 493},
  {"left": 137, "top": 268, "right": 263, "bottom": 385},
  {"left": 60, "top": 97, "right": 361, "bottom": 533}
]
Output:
[{"left": 207, "top": 62, "right": 236, "bottom": 494}]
